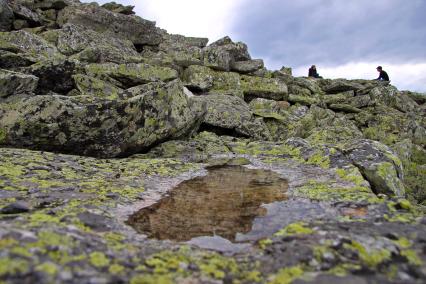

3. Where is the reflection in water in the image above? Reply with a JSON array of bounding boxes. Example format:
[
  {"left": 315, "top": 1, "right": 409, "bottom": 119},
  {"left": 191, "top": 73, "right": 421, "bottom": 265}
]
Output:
[{"left": 127, "top": 166, "right": 288, "bottom": 242}]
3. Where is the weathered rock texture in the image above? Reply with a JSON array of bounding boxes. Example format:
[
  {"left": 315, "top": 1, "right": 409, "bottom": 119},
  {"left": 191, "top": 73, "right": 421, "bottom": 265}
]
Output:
[{"left": 0, "top": 1, "right": 425, "bottom": 283}]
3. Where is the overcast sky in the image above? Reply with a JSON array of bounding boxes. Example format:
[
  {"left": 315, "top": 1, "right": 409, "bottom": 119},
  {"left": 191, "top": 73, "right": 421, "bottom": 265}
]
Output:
[{"left": 84, "top": 0, "right": 426, "bottom": 92}]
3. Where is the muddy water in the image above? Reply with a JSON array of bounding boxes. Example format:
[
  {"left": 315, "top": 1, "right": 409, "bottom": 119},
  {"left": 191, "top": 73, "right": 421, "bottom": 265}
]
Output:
[{"left": 127, "top": 166, "right": 288, "bottom": 243}]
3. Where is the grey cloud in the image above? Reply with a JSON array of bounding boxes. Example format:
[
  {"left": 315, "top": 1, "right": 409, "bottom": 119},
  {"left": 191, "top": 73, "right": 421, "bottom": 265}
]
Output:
[{"left": 230, "top": 0, "right": 426, "bottom": 69}]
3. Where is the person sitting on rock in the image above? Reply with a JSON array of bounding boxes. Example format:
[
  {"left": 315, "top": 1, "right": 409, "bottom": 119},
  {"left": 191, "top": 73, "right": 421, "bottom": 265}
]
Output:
[
  {"left": 308, "top": 65, "right": 322, "bottom": 78},
  {"left": 376, "top": 66, "right": 390, "bottom": 81}
]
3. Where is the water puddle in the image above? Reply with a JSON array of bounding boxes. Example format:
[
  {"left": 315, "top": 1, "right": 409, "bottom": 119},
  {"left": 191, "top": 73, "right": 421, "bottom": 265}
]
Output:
[{"left": 127, "top": 165, "right": 289, "bottom": 246}]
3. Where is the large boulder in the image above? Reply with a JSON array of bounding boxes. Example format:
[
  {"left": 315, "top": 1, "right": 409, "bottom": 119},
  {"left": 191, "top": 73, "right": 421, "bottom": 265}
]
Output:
[
  {"left": 240, "top": 75, "right": 288, "bottom": 101},
  {"left": 230, "top": 59, "right": 264, "bottom": 74},
  {"left": 85, "top": 63, "right": 178, "bottom": 88},
  {"left": 202, "top": 36, "right": 251, "bottom": 71},
  {"left": 57, "top": 2, "right": 162, "bottom": 46},
  {"left": 0, "top": 69, "right": 38, "bottom": 98},
  {"left": 323, "top": 79, "right": 366, "bottom": 94},
  {"left": 0, "top": 0, "right": 14, "bottom": 31},
  {"left": 8, "top": 1, "right": 41, "bottom": 26},
  {"left": 182, "top": 65, "right": 243, "bottom": 97},
  {"left": 343, "top": 139, "right": 405, "bottom": 197},
  {"left": 192, "top": 94, "right": 271, "bottom": 140},
  {"left": 0, "top": 30, "right": 64, "bottom": 62},
  {"left": 56, "top": 24, "right": 139, "bottom": 63},
  {"left": 0, "top": 80, "right": 203, "bottom": 157},
  {"left": 157, "top": 33, "right": 208, "bottom": 67}
]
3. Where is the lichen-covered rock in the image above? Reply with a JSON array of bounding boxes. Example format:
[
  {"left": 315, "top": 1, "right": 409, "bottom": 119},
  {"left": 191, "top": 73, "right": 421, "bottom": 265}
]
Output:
[
  {"left": 343, "top": 139, "right": 405, "bottom": 197},
  {"left": 156, "top": 33, "right": 208, "bottom": 67},
  {"left": 0, "top": 30, "right": 64, "bottom": 62},
  {"left": 57, "top": 2, "right": 162, "bottom": 46},
  {"left": 292, "top": 77, "right": 323, "bottom": 94},
  {"left": 56, "top": 24, "right": 139, "bottom": 62},
  {"left": 328, "top": 103, "right": 362, "bottom": 113},
  {"left": 202, "top": 36, "right": 251, "bottom": 71},
  {"left": 85, "top": 63, "right": 178, "bottom": 88},
  {"left": 101, "top": 2, "right": 135, "bottom": 15},
  {"left": 240, "top": 75, "right": 288, "bottom": 101},
  {"left": 182, "top": 65, "right": 243, "bottom": 97},
  {"left": 231, "top": 59, "right": 264, "bottom": 74},
  {"left": 192, "top": 94, "right": 271, "bottom": 140},
  {"left": 0, "top": 0, "right": 14, "bottom": 31},
  {"left": 288, "top": 94, "right": 319, "bottom": 106},
  {"left": 323, "top": 79, "right": 366, "bottom": 94},
  {"left": 0, "top": 80, "right": 203, "bottom": 157},
  {"left": 0, "top": 69, "right": 38, "bottom": 98},
  {"left": 72, "top": 74, "right": 123, "bottom": 99},
  {"left": 8, "top": 1, "right": 41, "bottom": 26}
]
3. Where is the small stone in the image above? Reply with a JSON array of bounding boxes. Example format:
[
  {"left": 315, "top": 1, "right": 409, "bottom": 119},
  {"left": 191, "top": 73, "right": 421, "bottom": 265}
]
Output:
[{"left": 0, "top": 201, "right": 30, "bottom": 214}]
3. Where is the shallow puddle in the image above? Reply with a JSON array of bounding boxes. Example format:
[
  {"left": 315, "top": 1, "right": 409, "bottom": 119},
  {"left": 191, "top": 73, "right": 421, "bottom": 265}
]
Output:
[{"left": 127, "top": 166, "right": 288, "bottom": 243}]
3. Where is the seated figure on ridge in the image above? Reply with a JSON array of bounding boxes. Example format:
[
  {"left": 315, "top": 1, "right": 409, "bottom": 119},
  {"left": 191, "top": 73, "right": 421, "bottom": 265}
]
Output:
[
  {"left": 308, "top": 65, "right": 322, "bottom": 78},
  {"left": 376, "top": 66, "right": 390, "bottom": 81}
]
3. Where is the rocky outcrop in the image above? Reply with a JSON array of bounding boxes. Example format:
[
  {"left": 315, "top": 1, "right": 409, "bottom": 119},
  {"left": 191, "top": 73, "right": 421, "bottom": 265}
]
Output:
[
  {"left": 57, "top": 2, "right": 162, "bottom": 46},
  {"left": 0, "top": 80, "right": 203, "bottom": 157}
]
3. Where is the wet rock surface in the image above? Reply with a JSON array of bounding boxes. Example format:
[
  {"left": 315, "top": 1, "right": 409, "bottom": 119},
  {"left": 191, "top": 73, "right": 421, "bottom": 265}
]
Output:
[{"left": 0, "top": 0, "right": 425, "bottom": 283}]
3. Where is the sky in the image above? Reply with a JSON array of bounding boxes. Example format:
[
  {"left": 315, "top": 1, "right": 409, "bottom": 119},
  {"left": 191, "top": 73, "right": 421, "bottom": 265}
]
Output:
[{"left": 83, "top": 0, "right": 426, "bottom": 92}]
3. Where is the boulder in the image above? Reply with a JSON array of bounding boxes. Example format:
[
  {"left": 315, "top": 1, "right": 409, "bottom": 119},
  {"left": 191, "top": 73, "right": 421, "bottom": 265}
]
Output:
[
  {"left": 8, "top": 1, "right": 41, "bottom": 26},
  {"left": 288, "top": 94, "right": 319, "bottom": 106},
  {"left": 343, "top": 139, "right": 405, "bottom": 197},
  {"left": 33, "top": 0, "right": 70, "bottom": 10},
  {"left": 73, "top": 74, "right": 123, "bottom": 100},
  {"left": 323, "top": 79, "right": 366, "bottom": 94},
  {"left": 0, "top": 30, "right": 64, "bottom": 62},
  {"left": 0, "top": 80, "right": 203, "bottom": 157},
  {"left": 288, "top": 84, "right": 311, "bottom": 97},
  {"left": 0, "top": 50, "right": 35, "bottom": 69},
  {"left": 402, "top": 91, "right": 426, "bottom": 104},
  {"left": 249, "top": 98, "right": 290, "bottom": 118},
  {"left": 182, "top": 65, "right": 243, "bottom": 97},
  {"left": 0, "top": 69, "right": 38, "bottom": 98},
  {"left": 85, "top": 63, "right": 178, "bottom": 88},
  {"left": 192, "top": 94, "right": 271, "bottom": 140},
  {"left": 240, "top": 75, "right": 288, "bottom": 101},
  {"left": 231, "top": 59, "right": 264, "bottom": 74},
  {"left": 0, "top": 201, "right": 30, "bottom": 214},
  {"left": 328, "top": 104, "right": 362, "bottom": 113},
  {"left": 156, "top": 33, "right": 208, "bottom": 67},
  {"left": 101, "top": 2, "right": 135, "bottom": 15},
  {"left": 57, "top": 24, "right": 139, "bottom": 61},
  {"left": 57, "top": 2, "right": 162, "bottom": 46},
  {"left": 0, "top": 0, "right": 14, "bottom": 31},
  {"left": 202, "top": 36, "right": 251, "bottom": 71},
  {"left": 292, "top": 77, "right": 323, "bottom": 94}
]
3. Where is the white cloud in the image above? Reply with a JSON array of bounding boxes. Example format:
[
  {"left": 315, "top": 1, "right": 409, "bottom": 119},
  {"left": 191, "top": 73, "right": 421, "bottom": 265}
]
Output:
[
  {"left": 134, "top": 0, "right": 244, "bottom": 42},
  {"left": 291, "top": 62, "right": 426, "bottom": 92}
]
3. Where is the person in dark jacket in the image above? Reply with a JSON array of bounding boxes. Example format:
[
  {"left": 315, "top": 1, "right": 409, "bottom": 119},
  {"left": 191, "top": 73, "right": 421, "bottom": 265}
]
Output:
[
  {"left": 308, "top": 65, "right": 322, "bottom": 78},
  {"left": 376, "top": 66, "right": 390, "bottom": 81}
]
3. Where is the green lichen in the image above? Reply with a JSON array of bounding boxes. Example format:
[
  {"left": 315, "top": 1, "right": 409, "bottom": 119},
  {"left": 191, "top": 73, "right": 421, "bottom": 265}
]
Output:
[
  {"left": 89, "top": 252, "right": 110, "bottom": 268},
  {"left": 269, "top": 265, "right": 304, "bottom": 284},
  {"left": 292, "top": 181, "right": 379, "bottom": 203},
  {"left": 0, "top": 128, "right": 6, "bottom": 143},
  {"left": 130, "top": 275, "right": 173, "bottom": 284},
  {"left": 109, "top": 264, "right": 125, "bottom": 274},
  {"left": 344, "top": 241, "right": 391, "bottom": 267},
  {"left": 401, "top": 249, "right": 423, "bottom": 266},
  {"left": 274, "top": 222, "right": 314, "bottom": 237},
  {"left": 306, "top": 151, "right": 330, "bottom": 169},
  {"left": 0, "top": 258, "right": 29, "bottom": 276},
  {"left": 35, "top": 262, "right": 58, "bottom": 276},
  {"left": 335, "top": 167, "right": 366, "bottom": 186}
]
